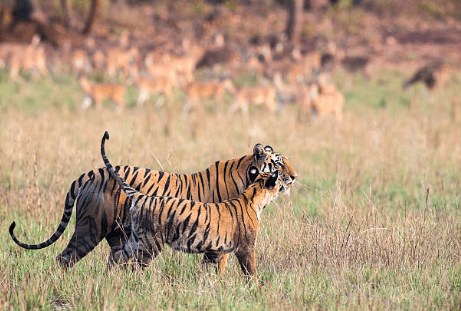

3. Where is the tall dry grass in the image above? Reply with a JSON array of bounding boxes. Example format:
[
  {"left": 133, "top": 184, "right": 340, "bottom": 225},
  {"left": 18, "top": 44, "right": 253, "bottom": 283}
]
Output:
[{"left": 1, "top": 68, "right": 461, "bottom": 310}]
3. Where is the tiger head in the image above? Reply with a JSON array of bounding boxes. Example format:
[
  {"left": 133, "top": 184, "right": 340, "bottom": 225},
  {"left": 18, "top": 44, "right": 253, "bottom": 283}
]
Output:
[
  {"left": 249, "top": 169, "right": 283, "bottom": 207},
  {"left": 249, "top": 144, "right": 298, "bottom": 194}
]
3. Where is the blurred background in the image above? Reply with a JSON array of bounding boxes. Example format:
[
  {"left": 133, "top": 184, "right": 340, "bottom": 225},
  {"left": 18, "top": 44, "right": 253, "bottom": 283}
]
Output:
[{"left": 1, "top": 0, "right": 460, "bottom": 116}]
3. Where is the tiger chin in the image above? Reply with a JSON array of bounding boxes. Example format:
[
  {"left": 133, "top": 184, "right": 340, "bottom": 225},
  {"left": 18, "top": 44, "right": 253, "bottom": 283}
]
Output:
[{"left": 101, "top": 132, "right": 281, "bottom": 284}]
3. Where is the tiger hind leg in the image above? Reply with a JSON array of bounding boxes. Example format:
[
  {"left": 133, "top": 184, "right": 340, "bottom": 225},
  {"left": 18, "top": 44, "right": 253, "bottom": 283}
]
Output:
[
  {"left": 56, "top": 204, "right": 112, "bottom": 268},
  {"left": 56, "top": 232, "right": 103, "bottom": 269},
  {"left": 106, "top": 226, "right": 131, "bottom": 269},
  {"left": 109, "top": 230, "right": 164, "bottom": 271},
  {"left": 109, "top": 236, "right": 139, "bottom": 269},
  {"left": 131, "top": 232, "right": 164, "bottom": 270}
]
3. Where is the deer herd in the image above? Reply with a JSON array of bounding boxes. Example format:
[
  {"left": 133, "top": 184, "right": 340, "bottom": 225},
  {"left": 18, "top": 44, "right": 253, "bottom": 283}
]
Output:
[{"left": 0, "top": 33, "right": 347, "bottom": 121}]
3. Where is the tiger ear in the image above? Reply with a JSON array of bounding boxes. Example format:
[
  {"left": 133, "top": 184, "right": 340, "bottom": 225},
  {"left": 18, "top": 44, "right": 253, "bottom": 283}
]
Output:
[
  {"left": 264, "top": 171, "right": 279, "bottom": 189},
  {"left": 264, "top": 145, "right": 274, "bottom": 153},
  {"left": 253, "top": 143, "right": 267, "bottom": 163},
  {"left": 248, "top": 166, "right": 259, "bottom": 183}
]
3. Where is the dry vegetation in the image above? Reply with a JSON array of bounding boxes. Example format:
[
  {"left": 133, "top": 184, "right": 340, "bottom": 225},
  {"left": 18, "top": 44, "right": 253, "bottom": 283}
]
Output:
[
  {"left": 1, "top": 68, "right": 461, "bottom": 309},
  {"left": 1, "top": 0, "right": 461, "bottom": 310}
]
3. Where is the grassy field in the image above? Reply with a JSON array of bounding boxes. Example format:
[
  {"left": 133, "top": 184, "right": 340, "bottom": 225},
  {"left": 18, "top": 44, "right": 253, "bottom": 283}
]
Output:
[{"left": 1, "top": 67, "right": 461, "bottom": 310}]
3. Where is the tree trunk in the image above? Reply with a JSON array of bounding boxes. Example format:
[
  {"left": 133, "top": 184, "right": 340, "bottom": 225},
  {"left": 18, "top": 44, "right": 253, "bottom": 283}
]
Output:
[
  {"left": 285, "top": 0, "right": 304, "bottom": 44},
  {"left": 13, "top": 0, "right": 47, "bottom": 23}
]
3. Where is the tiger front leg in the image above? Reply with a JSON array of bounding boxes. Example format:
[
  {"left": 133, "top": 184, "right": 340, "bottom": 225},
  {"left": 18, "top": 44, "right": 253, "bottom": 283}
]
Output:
[
  {"left": 235, "top": 247, "right": 258, "bottom": 284},
  {"left": 130, "top": 231, "right": 164, "bottom": 271},
  {"left": 108, "top": 238, "right": 137, "bottom": 270},
  {"left": 202, "top": 253, "right": 229, "bottom": 274},
  {"left": 217, "top": 253, "right": 229, "bottom": 274}
]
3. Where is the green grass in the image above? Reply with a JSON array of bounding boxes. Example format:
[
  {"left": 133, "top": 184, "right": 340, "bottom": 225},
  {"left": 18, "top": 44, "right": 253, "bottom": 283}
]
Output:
[{"left": 1, "top": 67, "right": 461, "bottom": 310}]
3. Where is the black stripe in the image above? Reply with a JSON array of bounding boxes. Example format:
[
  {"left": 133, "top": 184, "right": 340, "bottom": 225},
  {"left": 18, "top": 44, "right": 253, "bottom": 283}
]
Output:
[
  {"left": 174, "top": 175, "right": 183, "bottom": 197},
  {"left": 206, "top": 168, "right": 211, "bottom": 194},
  {"left": 236, "top": 201, "right": 248, "bottom": 241},
  {"left": 142, "top": 172, "right": 152, "bottom": 188},
  {"left": 179, "top": 202, "right": 188, "bottom": 215},
  {"left": 97, "top": 168, "right": 106, "bottom": 193},
  {"left": 164, "top": 175, "right": 171, "bottom": 194},
  {"left": 223, "top": 161, "right": 230, "bottom": 199},
  {"left": 228, "top": 161, "right": 240, "bottom": 195},
  {"left": 182, "top": 214, "right": 192, "bottom": 234},
  {"left": 216, "top": 202, "right": 223, "bottom": 235},
  {"left": 154, "top": 238, "right": 163, "bottom": 254},
  {"left": 166, "top": 210, "right": 177, "bottom": 240},
  {"left": 202, "top": 220, "right": 210, "bottom": 243},
  {"left": 198, "top": 172, "right": 205, "bottom": 201},
  {"left": 157, "top": 201, "right": 166, "bottom": 226},
  {"left": 77, "top": 173, "right": 85, "bottom": 187},
  {"left": 187, "top": 234, "right": 196, "bottom": 252},
  {"left": 228, "top": 201, "right": 241, "bottom": 243},
  {"left": 129, "top": 170, "right": 138, "bottom": 187},
  {"left": 147, "top": 181, "right": 157, "bottom": 196},
  {"left": 186, "top": 178, "right": 192, "bottom": 199},
  {"left": 189, "top": 211, "right": 200, "bottom": 237},
  {"left": 196, "top": 240, "right": 203, "bottom": 251},
  {"left": 235, "top": 156, "right": 245, "bottom": 169},
  {"left": 215, "top": 162, "right": 222, "bottom": 202}
]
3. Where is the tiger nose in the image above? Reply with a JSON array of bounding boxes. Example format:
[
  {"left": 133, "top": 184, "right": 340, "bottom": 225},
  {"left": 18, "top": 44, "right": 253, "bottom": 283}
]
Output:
[{"left": 290, "top": 174, "right": 298, "bottom": 182}]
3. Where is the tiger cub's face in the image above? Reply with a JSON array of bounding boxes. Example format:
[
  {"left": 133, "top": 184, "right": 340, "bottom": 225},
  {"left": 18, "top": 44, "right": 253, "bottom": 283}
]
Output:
[
  {"left": 250, "top": 169, "right": 282, "bottom": 208},
  {"left": 251, "top": 144, "right": 298, "bottom": 194}
]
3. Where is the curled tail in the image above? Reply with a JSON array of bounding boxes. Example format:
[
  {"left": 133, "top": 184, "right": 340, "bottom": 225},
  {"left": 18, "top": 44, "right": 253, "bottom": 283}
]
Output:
[
  {"left": 101, "top": 131, "right": 136, "bottom": 198},
  {"left": 9, "top": 172, "right": 88, "bottom": 250}
]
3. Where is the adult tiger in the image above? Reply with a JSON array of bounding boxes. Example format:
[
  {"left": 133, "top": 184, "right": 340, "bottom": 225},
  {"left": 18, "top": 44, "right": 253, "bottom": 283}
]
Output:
[
  {"left": 101, "top": 132, "right": 281, "bottom": 283},
  {"left": 10, "top": 134, "right": 297, "bottom": 271}
]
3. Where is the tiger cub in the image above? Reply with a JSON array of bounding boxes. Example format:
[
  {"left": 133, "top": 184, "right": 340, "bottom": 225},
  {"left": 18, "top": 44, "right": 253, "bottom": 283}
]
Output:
[
  {"left": 101, "top": 131, "right": 281, "bottom": 282},
  {"left": 79, "top": 76, "right": 126, "bottom": 113}
]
